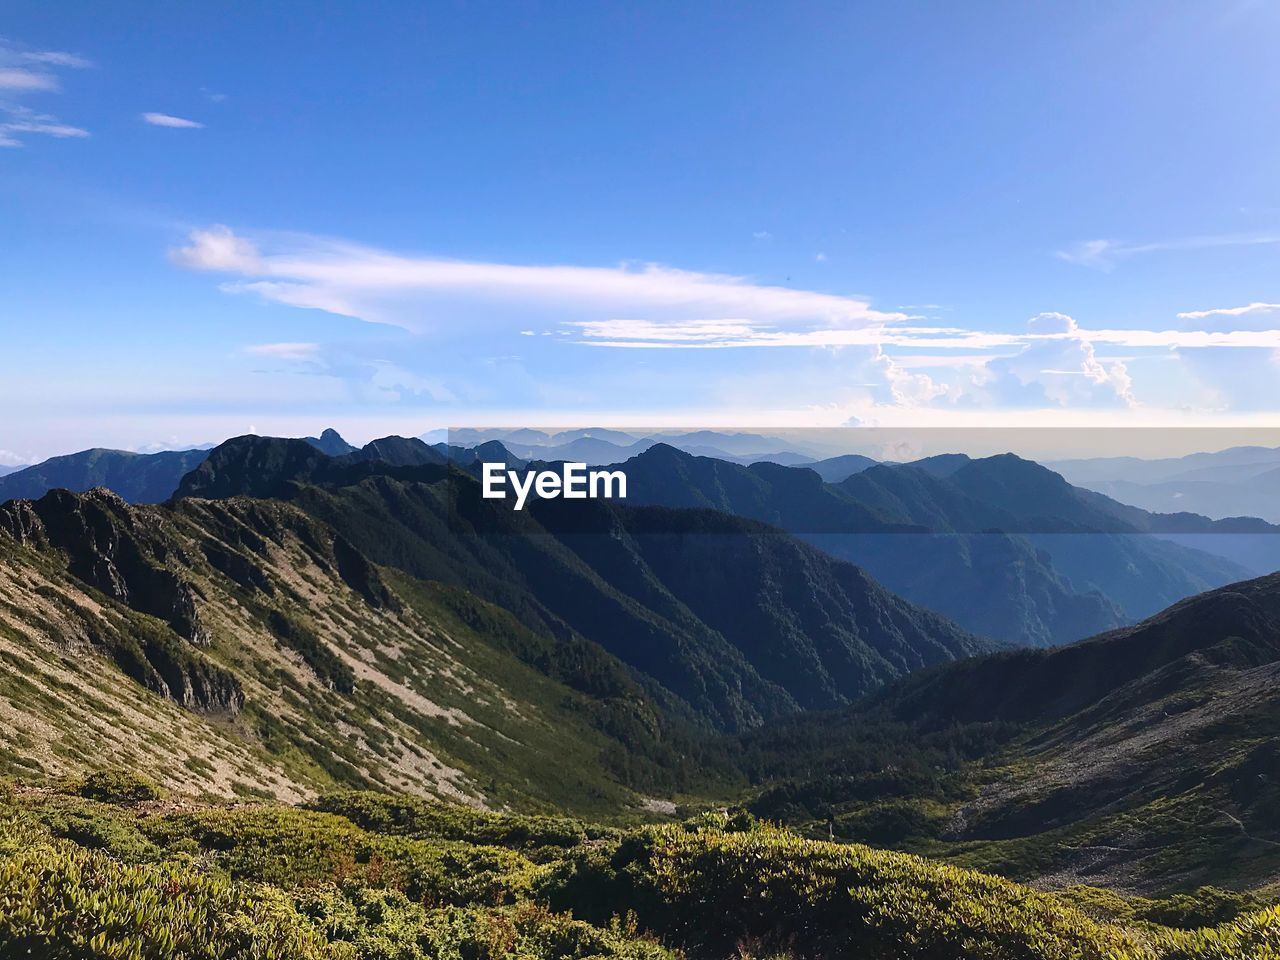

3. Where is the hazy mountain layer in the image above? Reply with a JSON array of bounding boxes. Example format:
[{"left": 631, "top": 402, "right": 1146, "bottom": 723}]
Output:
[
  {"left": 620, "top": 445, "right": 1257, "bottom": 645},
  {"left": 0, "top": 447, "right": 210, "bottom": 504}
]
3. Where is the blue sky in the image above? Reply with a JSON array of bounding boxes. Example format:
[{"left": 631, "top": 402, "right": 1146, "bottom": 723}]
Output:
[{"left": 3, "top": 1, "right": 1280, "bottom": 460}]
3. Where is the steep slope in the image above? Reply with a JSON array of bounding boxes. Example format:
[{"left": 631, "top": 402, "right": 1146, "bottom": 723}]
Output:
[
  {"left": 0, "top": 487, "right": 710, "bottom": 812},
  {"left": 831, "top": 464, "right": 1249, "bottom": 622},
  {"left": 176, "top": 436, "right": 991, "bottom": 730},
  {"left": 739, "top": 572, "right": 1280, "bottom": 892},
  {"left": 0, "top": 447, "right": 209, "bottom": 504}
]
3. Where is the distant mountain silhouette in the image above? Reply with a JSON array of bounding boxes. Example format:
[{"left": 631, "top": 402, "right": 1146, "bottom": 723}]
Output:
[
  {"left": 806, "top": 453, "right": 878, "bottom": 482},
  {"left": 0, "top": 447, "right": 210, "bottom": 504},
  {"left": 303, "top": 427, "right": 357, "bottom": 456}
]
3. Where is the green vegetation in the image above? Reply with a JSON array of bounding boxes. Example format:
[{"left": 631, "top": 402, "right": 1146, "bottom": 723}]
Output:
[
  {"left": 0, "top": 787, "right": 1276, "bottom": 959},
  {"left": 73, "top": 770, "right": 166, "bottom": 804}
]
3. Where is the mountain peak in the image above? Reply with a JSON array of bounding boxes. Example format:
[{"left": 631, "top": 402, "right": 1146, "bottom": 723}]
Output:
[{"left": 305, "top": 427, "right": 357, "bottom": 456}]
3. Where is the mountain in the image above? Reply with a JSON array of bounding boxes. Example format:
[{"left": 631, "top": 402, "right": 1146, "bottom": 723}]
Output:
[
  {"left": 0, "top": 464, "right": 26, "bottom": 478},
  {"left": 714, "top": 450, "right": 816, "bottom": 467},
  {"left": 654, "top": 430, "right": 809, "bottom": 457},
  {"left": 617, "top": 446, "right": 1255, "bottom": 646},
  {"left": 358, "top": 434, "right": 446, "bottom": 466},
  {"left": 175, "top": 436, "right": 991, "bottom": 730},
  {"left": 0, "top": 447, "right": 210, "bottom": 504},
  {"left": 506, "top": 436, "right": 656, "bottom": 464},
  {"left": 0, "top": 485, "right": 712, "bottom": 810},
  {"left": 1050, "top": 445, "right": 1280, "bottom": 486},
  {"left": 807, "top": 452, "right": 879, "bottom": 482},
  {"left": 303, "top": 427, "right": 357, "bottom": 456},
  {"left": 0, "top": 430, "right": 401, "bottom": 506},
  {"left": 739, "top": 570, "right": 1280, "bottom": 892},
  {"left": 1075, "top": 471, "right": 1280, "bottom": 525},
  {"left": 1051, "top": 446, "right": 1280, "bottom": 524}
]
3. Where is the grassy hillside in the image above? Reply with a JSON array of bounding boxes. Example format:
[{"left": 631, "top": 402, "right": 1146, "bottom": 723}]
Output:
[
  {"left": 736, "top": 572, "right": 1280, "bottom": 893},
  {"left": 2, "top": 781, "right": 1276, "bottom": 959},
  {"left": 0, "top": 487, "right": 714, "bottom": 814}
]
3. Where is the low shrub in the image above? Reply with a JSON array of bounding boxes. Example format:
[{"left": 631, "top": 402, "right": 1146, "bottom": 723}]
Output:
[
  {"left": 74, "top": 770, "right": 166, "bottom": 804},
  {"left": 0, "top": 816, "right": 333, "bottom": 959}
]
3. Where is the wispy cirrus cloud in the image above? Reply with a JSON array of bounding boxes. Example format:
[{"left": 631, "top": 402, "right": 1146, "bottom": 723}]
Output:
[
  {"left": 0, "top": 39, "right": 92, "bottom": 146},
  {"left": 1057, "top": 232, "right": 1280, "bottom": 271},
  {"left": 142, "top": 112, "right": 203, "bottom": 129},
  {"left": 244, "top": 342, "right": 322, "bottom": 362},
  {"left": 0, "top": 67, "right": 58, "bottom": 91},
  {"left": 570, "top": 317, "right": 1280, "bottom": 350},
  {"left": 172, "top": 225, "right": 906, "bottom": 334},
  {"left": 1177, "top": 301, "right": 1280, "bottom": 321}
]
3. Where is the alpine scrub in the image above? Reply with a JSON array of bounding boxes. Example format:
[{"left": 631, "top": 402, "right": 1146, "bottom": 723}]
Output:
[{"left": 0, "top": 788, "right": 1276, "bottom": 959}]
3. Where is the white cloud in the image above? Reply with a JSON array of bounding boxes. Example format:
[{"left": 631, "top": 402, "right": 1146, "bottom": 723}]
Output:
[
  {"left": 0, "top": 40, "right": 93, "bottom": 145},
  {"left": 1177, "top": 301, "right": 1280, "bottom": 320},
  {"left": 169, "top": 224, "right": 1280, "bottom": 418},
  {"left": 172, "top": 225, "right": 907, "bottom": 335},
  {"left": 142, "top": 112, "right": 204, "bottom": 128},
  {"left": 0, "top": 106, "right": 89, "bottom": 146},
  {"left": 572, "top": 317, "right": 1280, "bottom": 351},
  {"left": 1058, "top": 232, "right": 1280, "bottom": 271},
  {"left": 20, "top": 49, "right": 93, "bottom": 69},
  {"left": 752, "top": 230, "right": 772, "bottom": 241},
  {"left": 244, "top": 342, "right": 321, "bottom": 362},
  {"left": 173, "top": 226, "right": 262, "bottom": 272},
  {"left": 0, "top": 67, "right": 57, "bottom": 90},
  {"left": 970, "top": 313, "right": 1136, "bottom": 409},
  {"left": 815, "top": 252, "right": 827, "bottom": 262}
]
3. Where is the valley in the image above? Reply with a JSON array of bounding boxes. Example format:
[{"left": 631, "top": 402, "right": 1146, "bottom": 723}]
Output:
[{"left": 1, "top": 431, "right": 1278, "bottom": 956}]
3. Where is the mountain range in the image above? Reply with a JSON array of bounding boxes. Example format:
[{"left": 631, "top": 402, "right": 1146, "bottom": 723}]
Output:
[
  {"left": 1053, "top": 444, "right": 1280, "bottom": 524},
  {"left": 614, "top": 444, "right": 1272, "bottom": 646},
  {"left": 5, "top": 431, "right": 1277, "bottom": 651},
  {"left": 1, "top": 426, "right": 1279, "bottom": 909},
  {"left": 740, "top": 567, "right": 1280, "bottom": 892}
]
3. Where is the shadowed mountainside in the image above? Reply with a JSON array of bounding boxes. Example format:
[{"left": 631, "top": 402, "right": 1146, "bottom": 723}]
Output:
[{"left": 738, "top": 570, "right": 1280, "bottom": 892}]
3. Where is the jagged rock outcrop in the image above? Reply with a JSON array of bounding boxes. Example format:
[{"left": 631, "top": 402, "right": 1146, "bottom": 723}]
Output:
[
  {"left": 0, "top": 487, "right": 209, "bottom": 644},
  {"left": 0, "top": 488, "right": 241, "bottom": 714}
]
